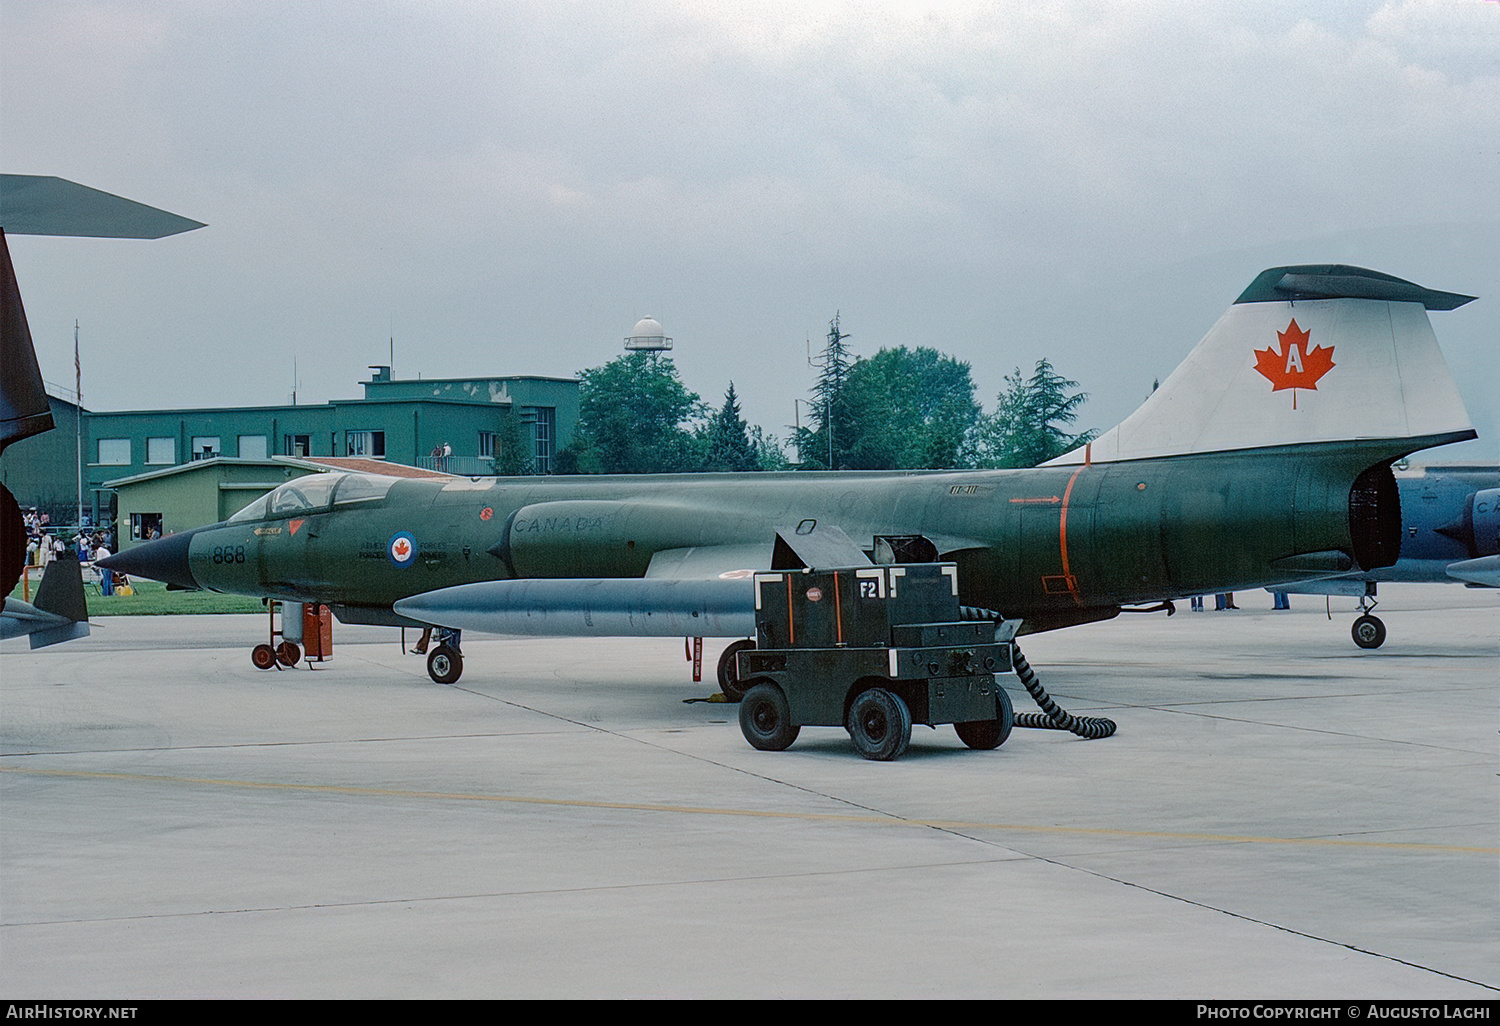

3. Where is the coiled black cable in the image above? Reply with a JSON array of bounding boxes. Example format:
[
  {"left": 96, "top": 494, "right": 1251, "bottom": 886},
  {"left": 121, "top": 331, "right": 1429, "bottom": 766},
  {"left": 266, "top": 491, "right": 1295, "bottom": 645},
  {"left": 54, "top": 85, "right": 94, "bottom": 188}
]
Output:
[
  {"left": 961, "top": 606, "right": 1117, "bottom": 740},
  {"left": 1010, "top": 645, "right": 1116, "bottom": 739}
]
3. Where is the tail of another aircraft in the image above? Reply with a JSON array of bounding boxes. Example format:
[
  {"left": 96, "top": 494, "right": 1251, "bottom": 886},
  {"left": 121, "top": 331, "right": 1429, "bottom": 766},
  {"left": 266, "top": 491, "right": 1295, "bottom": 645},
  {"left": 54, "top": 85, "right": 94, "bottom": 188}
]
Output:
[
  {"left": 0, "top": 176, "right": 204, "bottom": 602},
  {"left": 1047, "top": 265, "right": 1477, "bottom": 466},
  {"left": 1, "top": 555, "right": 90, "bottom": 649}
]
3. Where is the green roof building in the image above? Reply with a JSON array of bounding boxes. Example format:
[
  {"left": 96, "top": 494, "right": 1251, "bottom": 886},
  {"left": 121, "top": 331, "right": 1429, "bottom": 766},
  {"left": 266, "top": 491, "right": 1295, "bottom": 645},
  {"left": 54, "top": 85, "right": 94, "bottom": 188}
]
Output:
[{"left": 0, "top": 368, "right": 578, "bottom": 536}]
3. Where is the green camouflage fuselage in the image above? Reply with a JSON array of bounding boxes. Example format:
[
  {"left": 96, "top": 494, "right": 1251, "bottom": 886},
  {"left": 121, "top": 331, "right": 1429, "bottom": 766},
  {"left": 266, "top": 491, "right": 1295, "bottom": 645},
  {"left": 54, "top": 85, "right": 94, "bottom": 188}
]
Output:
[{"left": 178, "top": 436, "right": 1418, "bottom": 634}]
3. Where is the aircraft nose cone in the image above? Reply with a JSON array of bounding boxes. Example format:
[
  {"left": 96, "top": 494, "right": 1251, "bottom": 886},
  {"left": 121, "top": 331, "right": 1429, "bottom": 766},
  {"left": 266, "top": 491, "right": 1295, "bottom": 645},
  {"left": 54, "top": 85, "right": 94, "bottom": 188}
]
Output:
[{"left": 98, "top": 530, "right": 200, "bottom": 590}]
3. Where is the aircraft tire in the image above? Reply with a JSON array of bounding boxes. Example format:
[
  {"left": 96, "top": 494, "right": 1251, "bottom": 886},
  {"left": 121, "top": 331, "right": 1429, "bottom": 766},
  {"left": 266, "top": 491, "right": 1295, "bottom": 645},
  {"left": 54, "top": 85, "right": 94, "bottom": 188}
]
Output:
[
  {"left": 739, "top": 683, "right": 799, "bottom": 751},
  {"left": 427, "top": 644, "right": 463, "bottom": 685},
  {"left": 276, "top": 641, "right": 301, "bottom": 667},
  {"left": 251, "top": 644, "right": 277, "bottom": 670},
  {"left": 847, "top": 687, "right": 912, "bottom": 761},
  {"left": 717, "top": 639, "right": 756, "bottom": 702},
  {"left": 954, "top": 685, "right": 1015, "bottom": 750},
  {"left": 1352, "top": 614, "right": 1386, "bottom": 649}
]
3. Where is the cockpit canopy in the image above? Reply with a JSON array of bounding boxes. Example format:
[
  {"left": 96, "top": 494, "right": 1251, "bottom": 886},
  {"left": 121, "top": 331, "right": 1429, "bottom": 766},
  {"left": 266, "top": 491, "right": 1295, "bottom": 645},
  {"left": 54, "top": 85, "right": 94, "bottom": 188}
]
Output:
[{"left": 227, "top": 472, "right": 402, "bottom": 523}]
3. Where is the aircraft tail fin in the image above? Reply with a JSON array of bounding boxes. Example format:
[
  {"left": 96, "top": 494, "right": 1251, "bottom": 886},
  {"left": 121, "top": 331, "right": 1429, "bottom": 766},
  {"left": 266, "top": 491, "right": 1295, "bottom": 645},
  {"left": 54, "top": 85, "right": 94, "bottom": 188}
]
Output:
[
  {"left": 1047, "top": 265, "right": 1477, "bottom": 465},
  {"left": 1, "top": 555, "right": 91, "bottom": 649},
  {"left": 0, "top": 229, "right": 53, "bottom": 457}
]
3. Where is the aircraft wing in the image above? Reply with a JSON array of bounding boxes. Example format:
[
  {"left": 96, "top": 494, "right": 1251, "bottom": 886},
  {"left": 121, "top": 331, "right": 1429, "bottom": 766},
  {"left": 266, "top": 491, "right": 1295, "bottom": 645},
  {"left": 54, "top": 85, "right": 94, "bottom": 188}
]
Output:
[
  {"left": 393, "top": 526, "right": 1000, "bottom": 638},
  {"left": 643, "top": 544, "right": 770, "bottom": 581}
]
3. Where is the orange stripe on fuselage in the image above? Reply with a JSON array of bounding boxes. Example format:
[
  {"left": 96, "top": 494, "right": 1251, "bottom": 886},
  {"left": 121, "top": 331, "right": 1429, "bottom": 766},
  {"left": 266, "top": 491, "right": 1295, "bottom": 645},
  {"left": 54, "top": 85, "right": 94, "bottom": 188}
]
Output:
[{"left": 1059, "top": 464, "right": 1087, "bottom": 606}]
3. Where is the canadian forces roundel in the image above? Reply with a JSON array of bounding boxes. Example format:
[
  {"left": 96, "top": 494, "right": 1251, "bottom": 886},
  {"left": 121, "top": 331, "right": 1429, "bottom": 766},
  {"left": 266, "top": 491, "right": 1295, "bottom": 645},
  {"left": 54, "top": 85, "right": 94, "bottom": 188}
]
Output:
[{"left": 387, "top": 531, "right": 418, "bottom": 568}]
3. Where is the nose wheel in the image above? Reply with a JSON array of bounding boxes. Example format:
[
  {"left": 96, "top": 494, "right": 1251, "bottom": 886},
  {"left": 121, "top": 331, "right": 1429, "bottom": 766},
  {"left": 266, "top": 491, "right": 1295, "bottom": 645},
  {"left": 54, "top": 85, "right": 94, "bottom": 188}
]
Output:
[
  {"left": 1351, "top": 589, "right": 1386, "bottom": 649},
  {"left": 1352, "top": 614, "right": 1386, "bottom": 649}
]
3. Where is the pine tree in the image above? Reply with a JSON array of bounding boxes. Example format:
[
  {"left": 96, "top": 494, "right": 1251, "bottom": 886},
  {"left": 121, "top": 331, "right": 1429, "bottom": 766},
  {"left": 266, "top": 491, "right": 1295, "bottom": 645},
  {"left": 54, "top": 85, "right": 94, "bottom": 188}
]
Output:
[
  {"left": 701, "top": 382, "right": 759, "bottom": 472},
  {"left": 966, "top": 359, "right": 1094, "bottom": 468},
  {"left": 797, "top": 314, "right": 855, "bottom": 469}
]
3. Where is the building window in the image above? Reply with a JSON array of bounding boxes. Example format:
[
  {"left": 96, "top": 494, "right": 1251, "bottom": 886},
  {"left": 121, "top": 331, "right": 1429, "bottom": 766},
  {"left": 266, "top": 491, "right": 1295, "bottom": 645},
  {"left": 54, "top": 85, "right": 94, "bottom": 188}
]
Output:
[
  {"left": 146, "top": 437, "right": 176, "bottom": 465},
  {"left": 191, "top": 436, "right": 221, "bottom": 460},
  {"left": 345, "top": 430, "right": 385, "bottom": 457},
  {"left": 238, "top": 435, "right": 267, "bottom": 459},
  {"left": 285, "top": 434, "right": 311, "bottom": 458},
  {"left": 478, "top": 431, "right": 496, "bottom": 457},
  {"left": 526, "top": 407, "right": 555, "bottom": 475},
  {"left": 98, "top": 438, "right": 131, "bottom": 465},
  {"left": 130, "top": 512, "right": 163, "bottom": 541}
]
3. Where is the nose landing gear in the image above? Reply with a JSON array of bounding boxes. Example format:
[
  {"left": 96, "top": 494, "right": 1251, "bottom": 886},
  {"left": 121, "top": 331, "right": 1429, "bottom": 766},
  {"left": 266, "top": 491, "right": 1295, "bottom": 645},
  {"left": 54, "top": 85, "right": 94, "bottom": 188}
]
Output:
[{"left": 1351, "top": 590, "right": 1386, "bottom": 649}]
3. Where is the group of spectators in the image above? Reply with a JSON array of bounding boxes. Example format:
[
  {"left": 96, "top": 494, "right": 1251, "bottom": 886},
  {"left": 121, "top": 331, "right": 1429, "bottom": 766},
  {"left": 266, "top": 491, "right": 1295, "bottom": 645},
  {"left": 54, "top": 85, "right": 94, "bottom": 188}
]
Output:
[{"left": 23, "top": 511, "right": 125, "bottom": 595}]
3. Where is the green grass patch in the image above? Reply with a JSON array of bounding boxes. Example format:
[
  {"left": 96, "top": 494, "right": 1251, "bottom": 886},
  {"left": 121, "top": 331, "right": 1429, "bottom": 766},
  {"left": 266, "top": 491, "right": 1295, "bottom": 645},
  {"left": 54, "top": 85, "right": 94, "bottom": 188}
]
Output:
[{"left": 10, "top": 577, "right": 266, "bottom": 615}]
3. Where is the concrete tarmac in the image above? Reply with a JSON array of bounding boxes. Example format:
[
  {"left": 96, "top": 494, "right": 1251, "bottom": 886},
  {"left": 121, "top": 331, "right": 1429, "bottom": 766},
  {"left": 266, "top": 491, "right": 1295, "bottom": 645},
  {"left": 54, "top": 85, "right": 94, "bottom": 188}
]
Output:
[{"left": 2, "top": 585, "right": 1495, "bottom": 999}]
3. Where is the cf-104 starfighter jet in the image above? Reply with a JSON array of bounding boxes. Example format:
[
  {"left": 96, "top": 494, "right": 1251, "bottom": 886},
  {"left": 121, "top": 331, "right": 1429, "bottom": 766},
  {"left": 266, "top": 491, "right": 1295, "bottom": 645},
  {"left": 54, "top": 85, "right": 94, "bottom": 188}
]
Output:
[{"left": 103, "top": 264, "right": 1478, "bottom": 686}]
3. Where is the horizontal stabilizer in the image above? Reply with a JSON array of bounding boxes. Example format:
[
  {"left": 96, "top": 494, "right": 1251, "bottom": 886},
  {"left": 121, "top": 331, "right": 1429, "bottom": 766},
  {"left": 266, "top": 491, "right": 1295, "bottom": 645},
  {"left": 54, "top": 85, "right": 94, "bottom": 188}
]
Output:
[
  {"left": 25, "top": 619, "right": 91, "bottom": 649},
  {"left": 394, "top": 577, "right": 755, "bottom": 638},
  {"left": 1235, "top": 265, "right": 1475, "bottom": 311},
  {"left": 0, "top": 176, "right": 206, "bottom": 238}
]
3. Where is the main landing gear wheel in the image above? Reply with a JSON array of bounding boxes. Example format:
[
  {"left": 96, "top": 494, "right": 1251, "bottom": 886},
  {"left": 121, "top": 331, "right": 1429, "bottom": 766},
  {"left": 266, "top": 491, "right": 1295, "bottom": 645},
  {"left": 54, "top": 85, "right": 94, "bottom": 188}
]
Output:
[
  {"left": 251, "top": 644, "right": 277, "bottom": 670},
  {"left": 1352, "top": 614, "right": 1387, "bottom": 649},
  {"left": 739, "top": 683, "right": 799, "bottom": 751},
  {"left": 427, "top": 644, "right": 463, "bottom": 684},
  {"left": 276, "top": 641, "right": 301, "bottom": 667},
  {"left": 847, "top": 687, "right": 912, "bottom": 761},
  {"left": 954, "top": 686, "right": 1015, "bottom": 750},
  {"left": 717, "top": 639, "right": 756, "bottom": 702}
]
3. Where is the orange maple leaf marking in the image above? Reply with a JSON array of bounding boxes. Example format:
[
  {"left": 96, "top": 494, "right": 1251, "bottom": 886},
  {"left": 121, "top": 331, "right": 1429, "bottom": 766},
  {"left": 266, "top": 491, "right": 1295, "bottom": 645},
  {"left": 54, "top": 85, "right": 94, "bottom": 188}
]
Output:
[{"left": 1254, "top": 319, "right": 1335, "bottom": 394}]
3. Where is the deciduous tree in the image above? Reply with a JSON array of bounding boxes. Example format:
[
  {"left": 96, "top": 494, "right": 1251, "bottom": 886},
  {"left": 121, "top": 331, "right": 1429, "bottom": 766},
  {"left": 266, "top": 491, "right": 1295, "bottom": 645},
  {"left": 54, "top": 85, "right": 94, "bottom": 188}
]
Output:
[{"left": 561, "top": 352, "right": 702, "bottom": 474}]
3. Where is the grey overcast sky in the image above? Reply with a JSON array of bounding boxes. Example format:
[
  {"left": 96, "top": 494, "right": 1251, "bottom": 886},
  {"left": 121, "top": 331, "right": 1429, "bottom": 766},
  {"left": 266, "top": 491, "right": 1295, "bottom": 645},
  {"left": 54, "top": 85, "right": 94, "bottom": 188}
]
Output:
[{"left": 3, "top": 0, "right": 1496, "bottom": 460}]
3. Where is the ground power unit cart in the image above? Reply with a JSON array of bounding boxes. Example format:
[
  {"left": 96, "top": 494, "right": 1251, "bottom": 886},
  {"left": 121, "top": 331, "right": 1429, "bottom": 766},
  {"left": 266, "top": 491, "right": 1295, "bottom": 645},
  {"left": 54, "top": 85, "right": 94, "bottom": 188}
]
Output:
[{"left": 734, "top": 562, "right": 1019, "bottom": 761}]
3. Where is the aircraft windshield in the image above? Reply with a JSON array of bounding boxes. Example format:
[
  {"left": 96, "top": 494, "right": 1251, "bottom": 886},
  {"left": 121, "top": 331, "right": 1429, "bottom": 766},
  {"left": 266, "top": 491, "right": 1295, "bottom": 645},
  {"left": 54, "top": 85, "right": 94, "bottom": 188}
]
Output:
[
  {"left": 227, "top": 494, "right": 270, "bottom": 523},
  {"left": 226, "top": 472, "right": 401, "bottom": 523},
  {"left": 265, "top": 474, "right": 344, "bottom": 516},
  {"left": 332, "top": 473, "right": 400, "bottom": 506}
]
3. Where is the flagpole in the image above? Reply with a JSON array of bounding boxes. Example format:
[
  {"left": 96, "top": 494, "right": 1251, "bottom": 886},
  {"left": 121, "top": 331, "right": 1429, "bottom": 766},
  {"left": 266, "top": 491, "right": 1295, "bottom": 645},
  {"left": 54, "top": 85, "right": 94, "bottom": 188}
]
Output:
[{"left": 75, "top": 321, "right": 83, "bottom": 532}]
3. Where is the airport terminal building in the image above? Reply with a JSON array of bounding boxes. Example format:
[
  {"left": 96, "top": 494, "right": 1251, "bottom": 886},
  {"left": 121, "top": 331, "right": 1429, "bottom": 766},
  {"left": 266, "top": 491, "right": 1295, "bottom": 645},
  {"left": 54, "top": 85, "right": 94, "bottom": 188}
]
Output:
[{"left": 0, "top": 367, "right": 579, "bottom": 536}]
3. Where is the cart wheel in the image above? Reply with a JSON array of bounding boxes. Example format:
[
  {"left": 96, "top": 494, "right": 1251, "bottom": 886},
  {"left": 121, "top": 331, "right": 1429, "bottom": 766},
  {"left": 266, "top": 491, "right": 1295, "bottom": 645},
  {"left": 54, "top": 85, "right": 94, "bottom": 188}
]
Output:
[
  {"left": 276, "top": 641, "right": 301, "bottom": 667},
  {"left": 739, "top": 683, "right": 799, "bottom": 751},
  {"left": 717, "top": 639, "right": 756, "bottom": 702},
  {"left": 955, "top": 686, "right": 1014, "bottom": 750},
  {"left": 1352, "top": 614, "right": 1386, "bottom": 649},
  {"left": 847, "top": 687, "right": 911, "bottom": 761},
  {"left": 251, "top": 644, "right": 277, "bottom": 670},
  {"left": 427, "top": 644, "right": 463, "bottom": 684}
]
